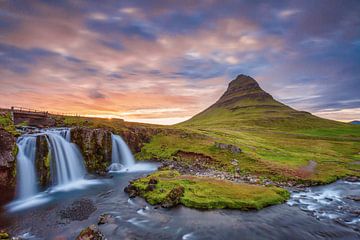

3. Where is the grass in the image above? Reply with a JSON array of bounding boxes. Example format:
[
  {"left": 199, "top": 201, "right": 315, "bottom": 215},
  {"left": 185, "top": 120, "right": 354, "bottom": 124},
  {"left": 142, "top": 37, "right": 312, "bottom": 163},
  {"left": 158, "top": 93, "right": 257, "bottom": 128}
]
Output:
[
  {"left": 131, "top": 170, "right": 289, "bottom": 210},
  {"left": 0, "top": 112, "right": 18, "bottom": 136}
]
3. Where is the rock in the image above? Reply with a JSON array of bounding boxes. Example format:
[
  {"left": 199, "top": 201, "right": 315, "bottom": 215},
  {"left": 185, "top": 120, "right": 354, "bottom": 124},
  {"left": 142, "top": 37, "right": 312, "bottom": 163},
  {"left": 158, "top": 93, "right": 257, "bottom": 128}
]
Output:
[
  {"left": 71, "top": 127, "right": 112, "bottom": 173},
  {"left": 0, "top": 230, "right": 10, "bottom": 240},
  {"left": 344, "top": 176, "right": 360, "bottom": 182},
  {"left": 0, "top": 128, "right": 17, "bottom": 202},
  {"left": 98, "top": 214, "right": 115, "bottom": 225},
  {"left": 124, "top": 184, "right": 139, "bottom": 198},
  {"left": 76, "top": 224, "right": 106, "bottom": 240},
  {"left": 35, "top": 135, "right": 51, "bottom": 187},
  {"left": 161, "top": 186, "right": 185, "bottom": 208},
  {"left": 215, "top": 142, "right": 242, "bottom": 154},
  {"left": 146, "top": 184, "right": 156, "bottom": 191},
  {"left": 347, "top": 195, "right": 360, "bottom": 201},
  {"left": 148, "top": 178, "right": 158, "bottom": 185},
  {"left": 231, "top": 159, "right": 238, "bottom": 166}
]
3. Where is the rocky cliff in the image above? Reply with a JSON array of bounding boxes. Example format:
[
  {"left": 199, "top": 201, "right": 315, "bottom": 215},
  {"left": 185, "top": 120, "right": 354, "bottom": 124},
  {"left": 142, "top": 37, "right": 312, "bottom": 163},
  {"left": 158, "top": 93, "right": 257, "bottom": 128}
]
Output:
[
  {"left": 71, "top": 127, "right": 113, "bottom": 174},
  {"left": 0, "top": 128, "right": 17, "bottom": 203},
  {"left": 70, "top": 126, "right": 163, "bottom": 173}
]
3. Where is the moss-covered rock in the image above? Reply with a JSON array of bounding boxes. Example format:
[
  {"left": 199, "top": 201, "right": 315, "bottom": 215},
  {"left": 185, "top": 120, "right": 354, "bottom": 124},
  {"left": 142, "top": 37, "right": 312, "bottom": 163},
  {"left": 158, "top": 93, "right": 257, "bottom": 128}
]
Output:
[
  {"left": 0, "top": 230, "right": 10, "bottom": 240},
  {"left": 71, "top": 127, "right": 112, "bottom": 173},
  {"left": 76, "top": 224, "right": 105, "bottom": 240},
  {"left": 35, "top": 135, "right": 51, "bottom": 187},
  {"left": 126, "top": 170, "right": 290, "bottom": 210}
]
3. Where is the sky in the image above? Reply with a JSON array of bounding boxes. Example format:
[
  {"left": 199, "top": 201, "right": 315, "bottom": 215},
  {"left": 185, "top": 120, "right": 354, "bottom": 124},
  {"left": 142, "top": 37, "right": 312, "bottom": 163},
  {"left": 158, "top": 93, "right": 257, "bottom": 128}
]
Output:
[{"left": 0, "top": 0, "right": 359, "bottom": 124}]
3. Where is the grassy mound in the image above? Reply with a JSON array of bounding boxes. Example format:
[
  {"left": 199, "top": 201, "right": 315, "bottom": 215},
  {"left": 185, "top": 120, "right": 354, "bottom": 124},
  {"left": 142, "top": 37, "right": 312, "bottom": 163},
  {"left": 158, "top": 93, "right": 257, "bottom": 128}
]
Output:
[{"left": 129, "top": 170, "right": 290, "bottom": 210}]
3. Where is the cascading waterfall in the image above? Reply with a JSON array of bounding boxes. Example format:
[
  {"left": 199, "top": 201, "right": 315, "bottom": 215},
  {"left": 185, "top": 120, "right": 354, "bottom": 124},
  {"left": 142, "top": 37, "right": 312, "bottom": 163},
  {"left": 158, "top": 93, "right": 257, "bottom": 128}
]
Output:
[
  {"left": 46, "top": 129, "right": 86, "bottom": 186},
  {"left": 14, "top": 128, "right": 86, "bottom": 200},
  {"left": 108, "top": 134, "right": 135, "bottom": 172},
  {"left": 16, "top": 136, "right": 38, "bottom": 199}
]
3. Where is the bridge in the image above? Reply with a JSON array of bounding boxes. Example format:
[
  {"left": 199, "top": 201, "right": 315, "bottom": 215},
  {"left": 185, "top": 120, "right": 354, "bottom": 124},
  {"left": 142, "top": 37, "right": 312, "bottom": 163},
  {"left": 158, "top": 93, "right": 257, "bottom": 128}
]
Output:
[{"left": 0, "top": 107, "right": 55, "bottom": 127}]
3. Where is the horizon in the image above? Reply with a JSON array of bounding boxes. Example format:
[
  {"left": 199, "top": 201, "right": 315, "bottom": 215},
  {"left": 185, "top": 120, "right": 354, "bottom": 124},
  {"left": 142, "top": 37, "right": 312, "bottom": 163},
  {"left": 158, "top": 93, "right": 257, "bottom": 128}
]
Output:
[{"left": 1, "top": 1, "right": 360, "bottom": 124}]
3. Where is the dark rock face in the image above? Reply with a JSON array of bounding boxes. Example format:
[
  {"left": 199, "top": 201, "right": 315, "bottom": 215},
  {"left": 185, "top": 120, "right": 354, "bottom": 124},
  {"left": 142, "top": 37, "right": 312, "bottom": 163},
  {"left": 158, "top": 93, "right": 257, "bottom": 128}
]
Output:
[
  {"left": 161, "top": 186, "right": 185, "bottom": 208},
  {"left": 118, "top": 127, "right": 162, "bottom": 153},
  {"left": 70, "top": 126, "right": 162, "bottom": 173},
  {"left": 0, "top": 128, "right": 16, "bottom": 200},
  {"left": 71, "top": 127, "right": 112, "bottom": 173},
  {"left": 215, "top": 142, "right": 242, "bottom": 153},
  {"left": 35, "top": 135, "right": 50, "bottom": 188},
  {"left": 76, "top": 224, "right": 106, "bottom": 240}
]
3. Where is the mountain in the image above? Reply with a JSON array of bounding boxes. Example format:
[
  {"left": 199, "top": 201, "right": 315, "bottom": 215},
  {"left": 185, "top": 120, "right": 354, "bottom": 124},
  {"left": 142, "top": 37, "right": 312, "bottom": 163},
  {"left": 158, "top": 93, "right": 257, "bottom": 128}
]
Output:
[
  {"left": 180, "top": 74, "right": 343, "bottom": 130},
  {"left": 350, "top": 120, "right": 360, "bottom": 125}
]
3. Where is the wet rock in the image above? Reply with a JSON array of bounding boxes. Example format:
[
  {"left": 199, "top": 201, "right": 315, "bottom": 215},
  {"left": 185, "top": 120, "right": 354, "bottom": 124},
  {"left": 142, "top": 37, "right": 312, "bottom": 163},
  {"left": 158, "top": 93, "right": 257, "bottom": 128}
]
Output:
[
  {"left": 0, "top": 230, "right": 10, "bottom": 240},
  {"left": 35, "top": 135, "right": 51, "bottom": 187},
  {"left": 70, "top": 127, "right": 112, "bottom": 173},
  {"left": 161, "top": 186, "right": 185, "bottom": 208},
  {"left": 347, "top": 195, "right": 360, "bottom": 201},
  {"left": 124, "top": 184, "right": 139, "bottom": 198},
  {"left": 215, "top": 142, "right": 242, "bottom": 154},
  {"left": 98, "top": 214, "right": 115, "bottom": 225},
  {"left": 58, "top": 198, "right": 97, "bottom": 222},
  {"left": 76, "top": 224, "right": 106, "bottom": 240},
  {"left": 0, "top": 127, "right": 16, "bottom": 202},
  {"left": 343, "top": 176, "right": 360, "bottom": 182}
]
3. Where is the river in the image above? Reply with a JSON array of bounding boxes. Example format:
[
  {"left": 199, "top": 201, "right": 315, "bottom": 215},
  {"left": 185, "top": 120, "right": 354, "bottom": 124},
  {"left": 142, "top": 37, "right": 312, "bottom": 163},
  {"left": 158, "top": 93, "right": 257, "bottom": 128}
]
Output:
[{"left": 1, "top": 166, "right": 359, "bottom": 240}]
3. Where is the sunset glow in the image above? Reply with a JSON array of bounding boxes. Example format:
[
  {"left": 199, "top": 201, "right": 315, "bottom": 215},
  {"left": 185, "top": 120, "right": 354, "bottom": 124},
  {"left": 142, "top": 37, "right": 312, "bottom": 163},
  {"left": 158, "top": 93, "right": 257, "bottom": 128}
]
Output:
[{"left": 1, "top": 1, "right": 359, "bottom": 124}]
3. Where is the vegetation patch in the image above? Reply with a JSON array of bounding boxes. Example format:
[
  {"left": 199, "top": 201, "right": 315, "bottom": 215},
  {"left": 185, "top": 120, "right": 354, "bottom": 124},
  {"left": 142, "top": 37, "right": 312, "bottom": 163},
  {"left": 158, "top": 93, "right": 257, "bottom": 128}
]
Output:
[{"left": 126, "top": 170, "right": 290, "bottom": 210}]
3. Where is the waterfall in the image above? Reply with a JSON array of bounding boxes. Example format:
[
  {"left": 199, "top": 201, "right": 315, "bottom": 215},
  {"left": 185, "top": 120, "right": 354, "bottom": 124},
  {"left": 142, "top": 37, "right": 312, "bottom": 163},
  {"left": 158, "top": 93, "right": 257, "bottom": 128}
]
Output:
[
  {"left": 14, "top": 128, "right": 86, "bottom": 200},
  {"left": 16, "top": 136, "right": 38, "bottom": 199},
  {"left": 109, "top": 134, "right": 135, "bottom": 172},
  {"left": 46, "top": 129, "right": 86, "bottom": 185}
]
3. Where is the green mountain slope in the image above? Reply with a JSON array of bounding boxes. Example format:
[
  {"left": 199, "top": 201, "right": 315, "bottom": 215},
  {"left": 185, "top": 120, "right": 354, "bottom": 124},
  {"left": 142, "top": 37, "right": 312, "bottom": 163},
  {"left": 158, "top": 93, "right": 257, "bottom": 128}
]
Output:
[
  {"left": 180, "top": 74, "right": 343, "bottom": 130},
  {"left": 138, "top": 74, "right": 360, "bottom": 185}
]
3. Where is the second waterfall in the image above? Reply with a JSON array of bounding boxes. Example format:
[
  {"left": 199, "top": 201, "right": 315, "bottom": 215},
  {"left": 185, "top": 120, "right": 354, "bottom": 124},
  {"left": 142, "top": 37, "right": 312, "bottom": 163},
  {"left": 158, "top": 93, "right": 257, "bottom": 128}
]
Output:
[{"left": 108, "top": 133, "right": 135, "bottom": 172}]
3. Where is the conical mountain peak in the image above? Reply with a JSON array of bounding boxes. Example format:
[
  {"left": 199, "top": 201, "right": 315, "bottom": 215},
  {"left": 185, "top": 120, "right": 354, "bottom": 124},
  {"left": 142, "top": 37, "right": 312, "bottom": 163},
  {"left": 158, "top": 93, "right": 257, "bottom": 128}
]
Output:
[{"left": 213, "top": 74, "right": 274, "bottom": 108}]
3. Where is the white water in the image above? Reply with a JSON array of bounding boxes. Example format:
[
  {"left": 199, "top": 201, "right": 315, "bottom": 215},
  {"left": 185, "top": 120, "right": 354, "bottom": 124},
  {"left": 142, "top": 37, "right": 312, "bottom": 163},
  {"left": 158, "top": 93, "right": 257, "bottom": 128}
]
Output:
[
  {"left": 46, "top": 130, "right": 86, "bottom": 185},
  {"left": 7, "top": 128, "right": 92, "bottom": 212},
  {"left": 16, "top": 136, "right": 38, "bottom": 199},
  {"left": 108, "top": 134, "right": 136, "bottom": 172}
]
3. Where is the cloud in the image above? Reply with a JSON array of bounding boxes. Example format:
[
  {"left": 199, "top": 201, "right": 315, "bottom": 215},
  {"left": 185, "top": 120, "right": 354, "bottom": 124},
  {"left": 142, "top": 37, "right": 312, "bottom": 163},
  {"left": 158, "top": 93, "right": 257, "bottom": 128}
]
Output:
[{"left": 0, "top": 0, "right": 359, "bottom": 123}]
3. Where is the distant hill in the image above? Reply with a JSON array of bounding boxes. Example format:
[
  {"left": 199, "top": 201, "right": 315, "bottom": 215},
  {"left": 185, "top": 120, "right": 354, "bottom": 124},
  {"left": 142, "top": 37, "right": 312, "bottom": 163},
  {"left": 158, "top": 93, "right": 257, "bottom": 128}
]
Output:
[
  {"left": 180, "top": 74, "right": 344, "bottom": 130},
  {"left": 350, "top": 120, "right": 360, "bottom": 125}
]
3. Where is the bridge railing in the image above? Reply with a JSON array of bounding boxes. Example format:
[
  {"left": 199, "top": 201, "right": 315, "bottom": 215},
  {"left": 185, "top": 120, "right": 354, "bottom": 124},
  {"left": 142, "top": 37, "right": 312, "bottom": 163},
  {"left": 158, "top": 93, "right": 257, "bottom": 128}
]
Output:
[
  {"left": 1, "top": 106, "right": 84, "bottom": 118},
  {"left": 10, "top": 106, "right": 48, "bottom": 116}
]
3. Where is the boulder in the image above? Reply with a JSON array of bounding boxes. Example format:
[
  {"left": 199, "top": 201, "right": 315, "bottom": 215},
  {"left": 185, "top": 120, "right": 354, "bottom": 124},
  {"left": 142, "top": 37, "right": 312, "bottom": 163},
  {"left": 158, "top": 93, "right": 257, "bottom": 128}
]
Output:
[
  {"left": 347, "top": 195, "right": 360, "bottom": 201},
  {"left": 98, "top": 214, "right": 115, "bottom": 225},
  {"left": 124, "top": 184, "right": 139, "bottom": 198},
  {"left": 76, "top": 224, "right": 106, "bottom": 240},
  {"left": 161, "top": 186, "right": 185, "bottom": 208},
  {"left": 215, "top": 142, "right": 242, "bottom": 154}
]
